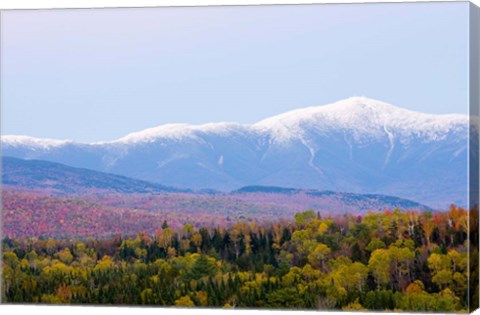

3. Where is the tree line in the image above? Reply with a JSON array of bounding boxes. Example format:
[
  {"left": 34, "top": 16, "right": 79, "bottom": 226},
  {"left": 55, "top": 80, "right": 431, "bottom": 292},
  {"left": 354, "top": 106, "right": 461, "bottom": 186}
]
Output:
[{"left": 2, "top": 206, "right": 478, "bottom": 311}]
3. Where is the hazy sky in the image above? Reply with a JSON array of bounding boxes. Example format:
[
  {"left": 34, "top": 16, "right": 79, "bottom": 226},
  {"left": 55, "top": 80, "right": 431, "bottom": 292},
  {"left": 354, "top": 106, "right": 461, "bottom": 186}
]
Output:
[{"left": 1, "top": 2, "right": 470, "bottom": 142}]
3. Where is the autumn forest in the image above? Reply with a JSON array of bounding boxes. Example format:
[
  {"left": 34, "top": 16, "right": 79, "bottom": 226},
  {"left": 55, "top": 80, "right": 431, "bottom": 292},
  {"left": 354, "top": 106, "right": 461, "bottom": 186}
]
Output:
[{"left": 2, "top": 206, "right": 478, "bottom": 312}]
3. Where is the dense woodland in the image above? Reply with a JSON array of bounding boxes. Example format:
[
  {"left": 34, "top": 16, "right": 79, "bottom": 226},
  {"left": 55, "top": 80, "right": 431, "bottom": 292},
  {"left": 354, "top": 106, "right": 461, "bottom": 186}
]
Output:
[
  {"left": 2, "top": 190, "right": 430, "bottom": 238},
  {"left": 2, "top": 206, "right": 479, "bottom": 312}
]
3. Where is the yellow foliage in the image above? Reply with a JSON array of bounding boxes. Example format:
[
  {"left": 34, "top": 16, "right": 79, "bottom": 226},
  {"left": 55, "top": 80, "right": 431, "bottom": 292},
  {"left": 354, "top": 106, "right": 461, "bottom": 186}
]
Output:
[
  {"left": 196, "top": 291, "right": 208, "bottom": 306},
  {"left": 175, "top": 295, "right": 195, "bottom": 307},
  {"left": 93, "top": 255, "right": 115, "bottom": 273},
  {"left": 56, "top": 248, "right": 74, "bottom": 264},
  {"left": 342, "top": 298, "right": 367, "bottom": 311},
  {"left": 406, "top": 280, "right": 425, "bottom": 294}
]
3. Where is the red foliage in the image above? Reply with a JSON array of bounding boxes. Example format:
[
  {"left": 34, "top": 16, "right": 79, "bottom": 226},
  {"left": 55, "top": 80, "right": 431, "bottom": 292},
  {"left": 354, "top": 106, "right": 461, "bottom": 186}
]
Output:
[{"left": 2, "top": 189, "right": 430, "bottom": 239}]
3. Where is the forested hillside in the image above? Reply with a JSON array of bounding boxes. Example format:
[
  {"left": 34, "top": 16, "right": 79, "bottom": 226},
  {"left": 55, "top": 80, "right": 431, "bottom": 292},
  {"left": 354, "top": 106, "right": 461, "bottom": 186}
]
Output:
[
  {"left": 3, "top": 206, "right": 478, "bottom": 311},
  {"left": 2, "top": 190, "right": 430, "bottom": 238}
]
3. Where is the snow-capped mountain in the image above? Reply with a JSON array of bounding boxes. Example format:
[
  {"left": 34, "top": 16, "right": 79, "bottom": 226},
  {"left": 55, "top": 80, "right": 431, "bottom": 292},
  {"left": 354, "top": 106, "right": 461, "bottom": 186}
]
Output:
[{"left": 2, "top": 97, "right": 474, "bottom": 208}]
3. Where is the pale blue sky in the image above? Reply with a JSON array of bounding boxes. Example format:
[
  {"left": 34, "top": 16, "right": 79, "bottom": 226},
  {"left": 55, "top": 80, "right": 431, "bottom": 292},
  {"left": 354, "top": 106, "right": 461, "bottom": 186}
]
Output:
[{"left": 1, "top": 2, "right": 470, "bottom": 142}]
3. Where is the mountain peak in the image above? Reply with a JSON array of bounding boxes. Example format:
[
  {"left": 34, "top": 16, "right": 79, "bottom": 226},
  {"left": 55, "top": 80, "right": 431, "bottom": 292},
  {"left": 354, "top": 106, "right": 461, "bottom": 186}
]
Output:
[
  {"left": 255, "top": 97, "right": 408, "bottom": 126},
  {"left": 1, "top": 97, "right": 468, "bottom": 147},
  {"left": 254, "top": 96, "right": 467, "bottom": 142},
  {"left": 330, "top": 96, "right": 397, "bottom": 111}
]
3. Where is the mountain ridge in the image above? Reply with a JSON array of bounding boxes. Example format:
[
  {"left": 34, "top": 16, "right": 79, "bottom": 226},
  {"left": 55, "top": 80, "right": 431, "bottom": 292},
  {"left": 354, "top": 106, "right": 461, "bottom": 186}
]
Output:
[
  {"left": 2, "top": 156, "right": 188, "bottom": 194},
  {"left": 2, "top": 156, "right": 432, "bottom": 215},
  {"left": 2, "top": 97, "right": 469, "bottom": 146},
  {"left": 2, "top": 97, "right": 472, "bottom": 208}
]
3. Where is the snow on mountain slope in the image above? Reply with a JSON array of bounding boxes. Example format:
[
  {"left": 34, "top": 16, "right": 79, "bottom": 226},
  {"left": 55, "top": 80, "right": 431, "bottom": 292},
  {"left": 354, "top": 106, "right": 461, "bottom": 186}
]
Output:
[
  {"left": 2, "top": 135, "right": 71, "bottom": 148},
  {"left": 254, "top": 97, "right": 468, "bottom": 143},
  {"left": 2, "top": 97, "right": 469, "bottom": 147},
  {"left": 109, "top": 122, "right": 255, "bottom": 144},
  {"left": 1, "top": 97, "right": 473, "bottom": 209}
]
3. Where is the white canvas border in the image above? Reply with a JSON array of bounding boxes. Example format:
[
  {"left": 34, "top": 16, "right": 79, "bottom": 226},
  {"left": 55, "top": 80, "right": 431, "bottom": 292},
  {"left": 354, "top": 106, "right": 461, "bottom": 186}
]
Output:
[{"left": 0, "top": 1, "right": 479, "bottom": 315}]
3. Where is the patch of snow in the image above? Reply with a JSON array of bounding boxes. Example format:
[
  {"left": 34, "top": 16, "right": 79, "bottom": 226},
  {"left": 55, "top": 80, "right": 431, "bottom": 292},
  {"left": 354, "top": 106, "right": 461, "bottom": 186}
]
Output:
[
  {"left": 1, "top": 135, "right": 70, "bottom": 149},
  {"left": 157, "top": 154, "right": 189, "bottom": 169},
  {"left": 382, "top": 125, "right": 395, "bottom": 169},
  {"left": 298, "top": 137, "right": 324, "bottom": 177},
  {"left": 343, "top": 132, "right": 353, "bottom": 161},
  {"left": 452, "top": 146, "right": 467, "bottom": 158}
]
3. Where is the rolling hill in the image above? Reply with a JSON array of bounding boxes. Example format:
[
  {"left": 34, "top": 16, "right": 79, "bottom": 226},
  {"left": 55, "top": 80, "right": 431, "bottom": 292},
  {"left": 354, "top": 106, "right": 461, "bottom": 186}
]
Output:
[
  {"left": 2, "top": 156, "right": 186, "bottom": 194},
  {"left": 1, "top": 156, "right": 434, "bottom": 238}
]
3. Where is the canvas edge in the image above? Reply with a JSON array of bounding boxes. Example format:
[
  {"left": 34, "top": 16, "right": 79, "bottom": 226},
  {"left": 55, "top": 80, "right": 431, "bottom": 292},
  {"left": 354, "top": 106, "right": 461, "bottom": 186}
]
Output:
[
  {"left": 0, "top": 0, "right": 471, "bottom": 12},
  {"left": 469, "top": 1, "right": 480, "bottom": 313},
  {"left": 0, "top": 2, "right": 476, "bottom": 313}
]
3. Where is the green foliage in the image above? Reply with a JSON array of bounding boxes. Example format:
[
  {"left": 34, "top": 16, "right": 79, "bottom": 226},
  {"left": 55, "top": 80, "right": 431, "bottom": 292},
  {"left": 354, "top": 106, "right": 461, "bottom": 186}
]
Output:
[
  {"left": 187, "top": 254, "right": 217, "bottom": 280},
  {"left": 266, "top": 288, "right": 304, "bottom": 308},
  {"left": 294, "top": 210, "right": 316, "bottom": 227},
  {"left": 1, "top": 208, "right": 474, "bottom": 312}
]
